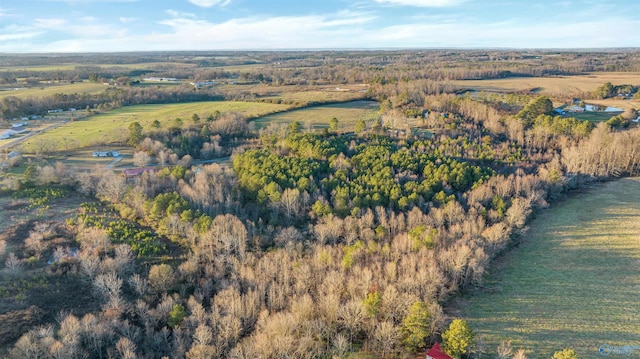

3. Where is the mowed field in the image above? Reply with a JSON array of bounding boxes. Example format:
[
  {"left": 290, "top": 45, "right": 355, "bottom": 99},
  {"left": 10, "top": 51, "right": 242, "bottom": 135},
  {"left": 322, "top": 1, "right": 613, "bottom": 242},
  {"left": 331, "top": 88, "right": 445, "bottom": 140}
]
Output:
[
  {"left": 450, "top": 178, "right": 640, "bottom": 359},
  {"left": 20, "top": 101, "right": 291, "bottom": 152},
  {"left": 254, "top": 100, "right": 380, "bottom": 130},
  {"left": 0, "top": 82, "right": 109, "bottom": 100},
  {"left": 453, "top": 72, "right": 640, "bottom": 95},
  {"left": 259, "top": 88, "right": 368, "bottom": 104}
]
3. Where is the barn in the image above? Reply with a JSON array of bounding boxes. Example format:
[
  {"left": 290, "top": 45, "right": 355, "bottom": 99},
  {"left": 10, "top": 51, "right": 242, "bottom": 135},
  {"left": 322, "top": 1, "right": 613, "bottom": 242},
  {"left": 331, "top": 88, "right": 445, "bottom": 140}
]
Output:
[{"left": 426, "top": 343, "right": 453, "bottom": 359}]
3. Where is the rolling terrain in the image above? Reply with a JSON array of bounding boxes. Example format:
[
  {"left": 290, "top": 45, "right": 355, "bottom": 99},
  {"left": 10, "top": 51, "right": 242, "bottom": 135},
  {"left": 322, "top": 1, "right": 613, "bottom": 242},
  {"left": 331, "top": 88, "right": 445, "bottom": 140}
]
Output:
[{"left": 450, "top": 178, "right": 640, "bottom": 359}]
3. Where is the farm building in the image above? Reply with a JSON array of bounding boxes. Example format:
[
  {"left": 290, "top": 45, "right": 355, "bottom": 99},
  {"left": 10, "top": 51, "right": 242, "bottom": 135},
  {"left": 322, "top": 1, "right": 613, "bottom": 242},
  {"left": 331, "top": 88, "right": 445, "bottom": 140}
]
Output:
[
  {"left": 48, "top": 109, "right": 63, "bottom": 113},
  {"left": 190, "top": 81, "right": 215, "bottom": 88},
  {"left": 0, "top": 128, "right": 26, "bottom": 140},
  {"left": 7, "top": 151, "right": 20, "bottom": 159},
  {"left": 122, "top": 167, "right": 156, "bottom": 178},
  {"left": 426, "top": 343, "right": 452, "bottom": 359},
  {"left": 92, "top": 150, "right": 120, "bottom": 157},
  {"left": 143, "top": 77, "right": 178, "bottom": 82}
]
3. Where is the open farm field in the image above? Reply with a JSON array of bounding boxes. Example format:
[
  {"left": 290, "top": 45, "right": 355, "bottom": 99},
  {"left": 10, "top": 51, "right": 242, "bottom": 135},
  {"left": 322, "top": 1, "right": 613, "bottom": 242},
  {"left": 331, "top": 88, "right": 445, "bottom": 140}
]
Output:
[
  {"left": 0, "top": 82, "right": 108, "bottom": 100},
  {"left": 453, "top": 72, "right": 640, "bottom": 96},
  {"left": 19, "top": 101, "right": 291, "bottom": 152},
  {"left": 567, "top": 111, "right": 615, "bottom": 123},
  {"left": 205, "top": 63, "right": 268, "bottom": 72},
  {"left": 0, "top": 62, "right": 195, "bottom": 72},
  {"left": 216, "top": 83, "right": 368, "bottom": 103},
  {"left": 254, "top": 100, "right": 379, "bottom": 130},
  {"left": 450, "top": 178, "right": 640, "bottom": 359},
  {"left": 259, "top": 88, "right": 368, "bottom": 104},
  {"left": 585, "top": 98, "right": 640, "bottom": 111}
]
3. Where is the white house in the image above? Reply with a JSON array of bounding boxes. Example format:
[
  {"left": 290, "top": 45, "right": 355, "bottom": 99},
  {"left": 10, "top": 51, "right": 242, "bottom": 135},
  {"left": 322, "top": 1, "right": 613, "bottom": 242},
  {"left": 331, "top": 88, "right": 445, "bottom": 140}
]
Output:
[
  {"left": 0, "top": 128, "right": 26, "bottom": 139},
  {"left": 92, "top": 150, "right": 120, "bottom": 157}
]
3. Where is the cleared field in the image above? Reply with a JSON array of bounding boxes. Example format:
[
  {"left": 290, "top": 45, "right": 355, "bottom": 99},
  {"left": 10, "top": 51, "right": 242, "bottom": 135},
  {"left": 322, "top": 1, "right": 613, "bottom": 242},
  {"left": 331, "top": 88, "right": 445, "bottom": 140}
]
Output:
[
  {"left": 586, "top": 98, "right": 640, "bottom": 111},
  {"left": 259, "top": 88, "right": 368, "bottom": 104},
  {"left": 568, "top": 111, "right": 615, "bottom": 123},
  {"left": 0, "top": 62, "right": 195, "bottom": 72},
  {"left": 206, "top": 63, "right": 268, "bottom": 72},
  {"left": 450, "top": 178, "right": 640, "bottom": 359},
  {"left": 254, "top": 100, "right": 380, "bottom": 130},
  {"left": 0, "top": 82, "right": 108, "bottom": 100},
  {"left": 453, "top": 72, "right": 640, "bottom": 96},
  {"left": 19, "top": 101, "right": 291, "bottom": 152}
]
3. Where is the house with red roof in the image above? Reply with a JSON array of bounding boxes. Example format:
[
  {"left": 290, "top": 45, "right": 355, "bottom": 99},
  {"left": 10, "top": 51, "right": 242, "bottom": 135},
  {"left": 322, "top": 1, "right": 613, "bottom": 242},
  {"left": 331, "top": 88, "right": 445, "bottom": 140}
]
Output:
[{"left": 426, "top": 343, "right": 453, "bottom": 359}]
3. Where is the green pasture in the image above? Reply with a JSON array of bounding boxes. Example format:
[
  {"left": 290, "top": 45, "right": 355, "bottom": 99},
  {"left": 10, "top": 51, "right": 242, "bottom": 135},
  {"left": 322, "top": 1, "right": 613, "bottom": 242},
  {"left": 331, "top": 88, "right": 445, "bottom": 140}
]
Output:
[
  {"left": 19, "top": 101, "right": 291, "bottom": 152},
  {"left": 254, "top": 100, "right": 380, "bottom": 130},
  {"left": 452, "top": 178, "right": 640, "bottom": 359},
  {"left": 568, "top": 112, "right": 616, "bottom": 123}
]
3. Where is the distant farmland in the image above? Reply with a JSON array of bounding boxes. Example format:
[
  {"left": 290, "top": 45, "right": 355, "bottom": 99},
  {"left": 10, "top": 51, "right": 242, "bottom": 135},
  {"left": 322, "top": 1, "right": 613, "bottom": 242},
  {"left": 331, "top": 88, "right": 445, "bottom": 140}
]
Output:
[
  {"left": 0, "top": 82, "right": 108, "bottom": 100},
  {"left": 450, "top": 178, "right": 640, "bottom": 359},
  {"left": 20, "top": 101, "right": 291, "bottom": 152},
  {"left": 254, "top": 100, "right": 380, "bottom": 130},
  {"left": 453, "top": 72, "right": 640, "bottom": 96}
]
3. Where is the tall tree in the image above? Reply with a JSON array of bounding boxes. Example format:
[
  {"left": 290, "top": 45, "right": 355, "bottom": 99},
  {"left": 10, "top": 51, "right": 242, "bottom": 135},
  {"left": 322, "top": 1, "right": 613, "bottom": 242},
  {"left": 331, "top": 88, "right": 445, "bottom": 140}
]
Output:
[
  {"left": 442, "top": 319, "right": 474, "bottom": 359},
  {"left": 128, "top": 121, "right": 144, "bottom": 145},
  {"left": 400, "top": 301, "right": 431, "bottom": 352}
]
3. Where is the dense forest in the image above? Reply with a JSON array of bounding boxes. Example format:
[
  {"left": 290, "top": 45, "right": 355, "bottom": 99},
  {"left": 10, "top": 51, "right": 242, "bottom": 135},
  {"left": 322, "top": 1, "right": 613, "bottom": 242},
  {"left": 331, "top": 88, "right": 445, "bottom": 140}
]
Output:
[{"left": 1, "top": 50, "right": 640, "bottom": 359}]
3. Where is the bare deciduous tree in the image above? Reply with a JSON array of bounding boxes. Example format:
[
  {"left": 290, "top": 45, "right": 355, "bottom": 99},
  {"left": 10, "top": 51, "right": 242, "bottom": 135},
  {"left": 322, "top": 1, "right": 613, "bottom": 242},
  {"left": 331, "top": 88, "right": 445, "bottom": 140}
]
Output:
[
  {"left": 497, "top": 340, "right": 513, "bottom": 359},
  {"left": 116, "top": 337, "right": 138, "bottom": 359},
  {"left": 97, "top": 171, "right": 127, "bottom": 203},
  {"left": 114, "top": 244, "right": 135, "bottom": 276},
  {"left": 128, "top": 273, "right": 148, "bottom": 297},
  {"left": 148, "top": 264, "right": 175, "bottom": 294},
  {"left": 513, "top": 348, "right": 528, "bottom": 359},
  {"left": 5, "top": 252, "right": 23, "bottom": 274},
  {"left": 133, "top": 151, "right": 152, "bottom": 168}
]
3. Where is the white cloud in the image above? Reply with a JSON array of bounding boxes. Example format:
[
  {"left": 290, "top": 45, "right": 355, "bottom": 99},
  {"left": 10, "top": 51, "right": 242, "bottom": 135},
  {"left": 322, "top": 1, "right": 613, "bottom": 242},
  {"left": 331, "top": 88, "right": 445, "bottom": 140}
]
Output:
[
  {"left": 166, "top": 9, "right": 196, "bottom": 18},
  {"left": 152, "top": 11, "right": 376, "bottom": 49},
  {"left": 2, "top": 8, "right": 639, "bottom": 53},
  {"left": 188, "top": 0, "right": 231, "bottom": 8},
  {"left": 119, "top": 17, "right": 136, "bottom": 23},
  {"left": 370, "top": 17, "right": 640, "bottom": 48},
  {"left": 34, "top": 18, "right": 67, "bottom": 28},
  {"left": 0, "top": 25, "right": 43, "bottom": 42},
  {"left": 375, "top": 0, "right": 463, "bottom": 7}
]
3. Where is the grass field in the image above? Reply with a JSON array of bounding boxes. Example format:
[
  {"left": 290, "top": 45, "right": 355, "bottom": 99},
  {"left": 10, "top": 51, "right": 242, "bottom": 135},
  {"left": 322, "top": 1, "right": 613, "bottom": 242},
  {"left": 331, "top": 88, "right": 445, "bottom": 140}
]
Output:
[
  {"left": 449, "top": 178, "right": 640, "bottom": 359},
  {"left": 568, "top": 111, "right": 615, "bottom": 123},
  {"left": 254, "top": 100, "right": 380, "bottom": 130},
  {"left": 259, "top": 88, "right": 368, "bottom": 104},
  {"left": 19, "top": 101, "right": 291, "bottom": 152},
  {"left": 453, "top": 72, "right": 640, "bottom": 97},
  {"left": 0, "top": 82, "right": 108, "bottom": 100}
]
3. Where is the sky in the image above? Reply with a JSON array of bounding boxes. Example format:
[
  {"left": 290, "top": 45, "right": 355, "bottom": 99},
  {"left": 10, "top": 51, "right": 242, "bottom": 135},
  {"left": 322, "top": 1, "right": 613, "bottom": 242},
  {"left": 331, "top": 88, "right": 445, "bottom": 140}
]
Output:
[{"left": 0, "top": 0, "right": 639, "bottom": 53}]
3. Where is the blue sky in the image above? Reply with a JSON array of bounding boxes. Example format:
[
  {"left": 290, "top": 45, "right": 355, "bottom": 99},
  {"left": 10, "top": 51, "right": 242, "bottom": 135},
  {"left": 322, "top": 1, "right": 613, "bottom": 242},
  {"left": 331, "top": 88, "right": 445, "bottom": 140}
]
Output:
[{"left": 0, "top": 0, "right": 638, "bottom": 52}]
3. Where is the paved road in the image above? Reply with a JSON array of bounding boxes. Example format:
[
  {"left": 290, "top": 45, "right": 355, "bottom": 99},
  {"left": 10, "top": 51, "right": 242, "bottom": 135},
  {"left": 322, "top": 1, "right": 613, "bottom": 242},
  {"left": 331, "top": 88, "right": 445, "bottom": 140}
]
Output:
[{"left": 0, "top": 120, "right": 68, "bottom": 152}]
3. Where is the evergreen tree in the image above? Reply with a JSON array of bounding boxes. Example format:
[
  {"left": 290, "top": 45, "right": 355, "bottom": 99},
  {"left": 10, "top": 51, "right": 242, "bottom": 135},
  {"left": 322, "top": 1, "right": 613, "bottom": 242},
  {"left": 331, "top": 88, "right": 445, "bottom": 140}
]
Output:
[
  {"left": 442, "top": 319, "right": 474, "bottom": 359},
  {"left": 128, "top": 121, "right": 143, "bottom": 145},
  {"left": 400, "top": 301, "right": 431, "bottom": 352}
]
